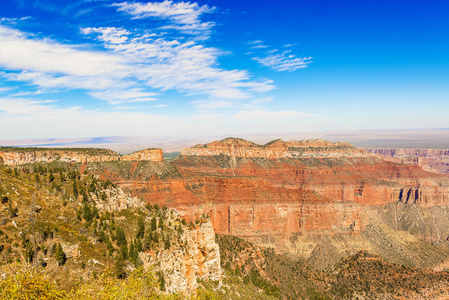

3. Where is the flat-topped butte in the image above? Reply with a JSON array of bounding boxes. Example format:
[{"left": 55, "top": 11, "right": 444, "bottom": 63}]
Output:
[{"left": 0, "top": 147, "right": 163, "bottom": 166}]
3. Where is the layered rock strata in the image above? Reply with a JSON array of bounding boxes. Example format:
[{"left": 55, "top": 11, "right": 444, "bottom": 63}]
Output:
[
  {"left": 82, "top": 138, "right": 449, "bottom": 242},
  {"left": 121, "top": 148, "right": 163, "bottom": 162},
  {"left": 183, "top": 138, "right": 368, "bottom": 159},
  {"left": 364, "top": 148, "right": 449, "bottom": 174},
  {"left": 0, "top": 147, "right": 163, "bottom": 166}
]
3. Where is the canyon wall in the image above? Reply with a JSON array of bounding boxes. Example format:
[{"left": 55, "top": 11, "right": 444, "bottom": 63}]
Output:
[
  {"left": 364, "top": 148, "right": 449, "bottom": 174},
  {"left": 0, "top": 147, "right": 163, "bottom": 166},
  {"left": 121, "top": 148, "right": 163, "bottom": 162},
  {"left": 183, "top": 138, "right": 368, "bottom": 159},
  {"left": 5, "top": 138, "right": 449, "bottom": 268},
  {"left": 78, "top": 138, "right": 448, "bottom": 243}
]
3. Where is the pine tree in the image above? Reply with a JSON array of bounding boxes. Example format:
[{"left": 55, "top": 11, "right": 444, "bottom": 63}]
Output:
[
  {"left": 116, "top": 227, "right": 127, "bottom": 247},
  {"left": 136, "top": 238, "right": 143, "bottom": 252},
  {"left": 129, "top": 242, "right": 135, "bottom": 264},
  {"left": 136, "top": 218, "right": 145, "bottom": 239},
  {"left": 150, "top": 216, "right": 157, "bottom": 231},
  {"left": 114, "top": 257, "right": 126, "bottom": 279},
  {"left": 120, "top": 243, "right": 128, "bottom": 260},
  {"left": 82, "top": 203, "right": 92, "bottom": 222},
  {"left": 55, "top": 243, "right": 67, "bottom": 266}
]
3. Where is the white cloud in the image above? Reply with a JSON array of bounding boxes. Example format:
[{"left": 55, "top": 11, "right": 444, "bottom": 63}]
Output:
[
  {"left": 231, "top": 109, "right": 309, "bottom": 120},
  {"left": 253, "top": 52, "right": 312, "bottom": 72},
  {"left": 82, "top": 27, "right": 130, "bottom": 44},
  {"left": 0, "top": 26, "right": 127, "bottom": 76},
  {"left": 83, "top": 26, "right": 272, "bottom": 100},
  {"left": 0, "top": 16, "right": 31, "bottom": 24},
  {"left": 113, "top": 1, "right": 215, "bottom": 35},
  {"left": 0, "top": 1, "right": 278, "bottom": 112},
  {"left": 0, "top": 86, "right": 13, "bottom": 92},
  {"left": 88, "top": 89, "right": 159, "bottom": 105},
  {"left": 251, "top": 44, "right": 269, "bottom": 49},
  {"left": 246, "top": 40, "right": 269, "bottom": 49},
  {"left": 0, "top": 23, "right": 273, "bottom": 105}
]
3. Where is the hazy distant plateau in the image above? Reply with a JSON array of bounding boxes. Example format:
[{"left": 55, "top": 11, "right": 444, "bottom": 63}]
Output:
[{"left": 1, "top": 128, "right": 449, "bottom": 154}]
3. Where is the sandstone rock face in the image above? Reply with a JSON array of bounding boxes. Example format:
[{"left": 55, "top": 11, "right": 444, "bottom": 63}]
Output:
[
  {"left": 0, "top": 147, "right": 164, "bottom": 166},
  {"left": 364, "top": 148, "right": 449, "bottom": 174},
  {"left": 139, "top": 218, "right": 221, "bottom": 294},
  {"left": 121, "top": 148, "right": 163, "bottom": 163},
  {"left": 0, "top": 149, "right": 120, "bottom": 166},
  {"left": 183, "top": 138, "right": 369, "bottom": 159}
]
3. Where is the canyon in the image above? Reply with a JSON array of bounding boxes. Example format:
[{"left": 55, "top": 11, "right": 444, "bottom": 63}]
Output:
[
  {"left": 364, "top": 148, "right": 449, "bottom": 174},
  {"left": 4, "top": 138, "right": 449, "bottom": 270}
]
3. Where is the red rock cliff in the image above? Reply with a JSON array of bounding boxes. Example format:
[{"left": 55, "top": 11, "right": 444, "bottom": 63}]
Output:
[{"left": 71, "top": 138, "right": 449, "bottom": 240}]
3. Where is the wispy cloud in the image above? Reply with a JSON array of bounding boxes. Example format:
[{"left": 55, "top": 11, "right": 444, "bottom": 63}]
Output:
[
  {"left": 88, "top": 89, "right": 159, "bottom": 105},
  {"left": 113, "top": 1, "right": 215, "bottom": 36},
  {"left": 0, "top": 16, "right": 31, "bottom": 24},
  {"left": 246, "top": 40, "right": 269, "bottom": 49},
  {"left": 0, "top": 19, "right": 273, "bottom": 105},
  {"left": 253, "top": 52, "right": 312, "bottom": 72},
  {"left": 245, "top": 39, "right": 311, "bottom": 72},
  {"left": 0, "top": 86, "right": 13, "bottom": 93},
  {"left": 0, "top": 0, "right": 282, "bottom": 124}
]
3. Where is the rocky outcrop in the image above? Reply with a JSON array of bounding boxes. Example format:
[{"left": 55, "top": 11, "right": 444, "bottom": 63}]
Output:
[
  {"left": 0, "top": 149, "right": 120, "bottom": 166},
  {"left": 364, "top": 148, "right": 449, "bottom": 174},
  {"left": 139, "top": 218, "right": 221, "bottom": 293},
  {"left": 183, "top": 138, "right": 370, "bottom": 159},
  {"left": 0, "top": 147, "right": 164, "bottom": 166},
  {"left": 121, "top": 148, "right": 163, "bottom": 163},
  {"left": 91, "top": 187, "right": 144, "bottom": 211},
  {"left": 88, "top": 183, "right": 222, "bottom": 293},
  {"left": 61, "top": 243, "right": 80, "bottom": 258}
]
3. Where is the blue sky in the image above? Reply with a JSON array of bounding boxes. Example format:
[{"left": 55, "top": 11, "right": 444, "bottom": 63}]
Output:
[{"left": 0, "top": 0, "right": 448, "bottom": 140}]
